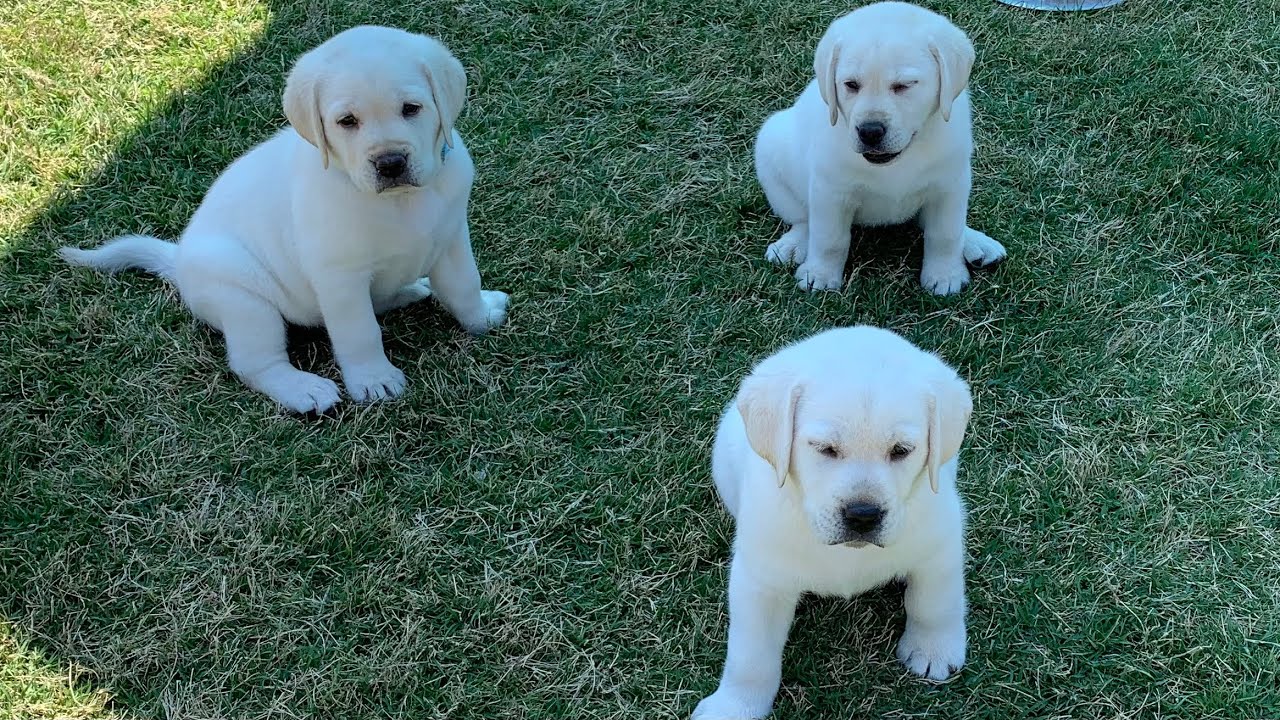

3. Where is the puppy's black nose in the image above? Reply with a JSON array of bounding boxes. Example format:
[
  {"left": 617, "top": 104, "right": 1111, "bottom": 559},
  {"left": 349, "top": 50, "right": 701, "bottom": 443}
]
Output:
[
  {"left": 373, "top": 152, "right": 408, "bottom": 179},
  {"left": 856, "top": 121, "right": 887, "bottom": 146},
  {"left": 842, "top": 502, "right": 885, "bottom": 536}
]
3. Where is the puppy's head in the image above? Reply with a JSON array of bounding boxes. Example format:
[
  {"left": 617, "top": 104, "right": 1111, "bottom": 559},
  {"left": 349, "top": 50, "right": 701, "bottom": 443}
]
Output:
[
  {"left": 814, "top": 2, "right": 974, "bottom": 166},
  {"left": 283, "top": 26, "right": 466, "bottom": 194},
  {"left": 737, "top": 326, "right": 971, "bottom": 548}
]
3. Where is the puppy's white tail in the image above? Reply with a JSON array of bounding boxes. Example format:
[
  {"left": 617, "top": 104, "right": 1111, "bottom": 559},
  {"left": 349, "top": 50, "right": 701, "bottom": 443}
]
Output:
[{"left": 59, "top": 234, "right": 178, "bottom": 282}]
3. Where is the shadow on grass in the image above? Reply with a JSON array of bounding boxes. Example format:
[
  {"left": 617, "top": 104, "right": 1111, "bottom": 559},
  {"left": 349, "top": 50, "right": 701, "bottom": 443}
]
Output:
[
  {"left": 1, "top": 0, "right": 1011, "bottom": 717},
  {"left": 0, "top": 3, "right": 520, "bottom": 715}
]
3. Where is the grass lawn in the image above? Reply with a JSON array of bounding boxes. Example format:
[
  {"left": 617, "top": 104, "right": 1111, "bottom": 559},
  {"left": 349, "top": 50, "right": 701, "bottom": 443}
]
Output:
[{"left": 2, "top": 0, "right": 1279, "bottom": 717}]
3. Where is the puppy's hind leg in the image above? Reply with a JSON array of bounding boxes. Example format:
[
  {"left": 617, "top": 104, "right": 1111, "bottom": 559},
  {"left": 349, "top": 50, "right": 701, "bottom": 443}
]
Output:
[
  {"left": 180, "top": 237, "right": 341, "bottom": 414},
  {"left": 765, "top": 227, "right": 809, "bottom": 268},
  {"left": 216, "top": 291, "right": 342, "bottom": 414},
  {"left": 961, "top": 227, "right": 1007, "bottom": 269},
  {"left": 428, "top": 222, "right": 508, "bottom": 335},
  {"left": 755, "top": 113, "right": 808, "bottom": 267},
  {"left": 375, "top": 277, "right": 433, "bottom": 314}
]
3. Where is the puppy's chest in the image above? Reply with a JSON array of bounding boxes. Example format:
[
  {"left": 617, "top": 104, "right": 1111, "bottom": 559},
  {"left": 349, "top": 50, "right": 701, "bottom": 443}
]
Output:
[
  {"left": 850, "top": 183, "right": 929, "bottom": 227},
  {"left": 747, "top": 534, "right": 910, "bottom": 598},
  {"left": 362, "top": 197, "right": 453, "bottom": 281},
  {"left": 795, "top": 549, "right": 906, "bottom": 597}
]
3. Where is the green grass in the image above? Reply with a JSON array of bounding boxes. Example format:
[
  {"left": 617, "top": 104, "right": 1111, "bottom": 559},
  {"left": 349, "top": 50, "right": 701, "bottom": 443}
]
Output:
[
  {"left": 2, "top": 0, "right": 1279, "bottom": 717},
  {"left": 0, "top": 622, "right": 117, "bottom": 719}
]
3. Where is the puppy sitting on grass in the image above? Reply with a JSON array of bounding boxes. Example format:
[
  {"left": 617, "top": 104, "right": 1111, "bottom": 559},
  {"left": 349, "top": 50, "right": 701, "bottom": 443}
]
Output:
[
  {"left": 755, "top": 2, "right": 1006, "bottom": 295},
  {"left": 61, "top": 26, "right": 509, "bottom": 413},
  {"left": 693, "top": 326, "right": 973, "bottom": 720}
]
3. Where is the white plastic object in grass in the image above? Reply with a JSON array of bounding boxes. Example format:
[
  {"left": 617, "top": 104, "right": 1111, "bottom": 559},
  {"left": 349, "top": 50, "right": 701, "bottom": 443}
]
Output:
[{"left": 995, "top": 0, "right": 1124, "bottom": 9}]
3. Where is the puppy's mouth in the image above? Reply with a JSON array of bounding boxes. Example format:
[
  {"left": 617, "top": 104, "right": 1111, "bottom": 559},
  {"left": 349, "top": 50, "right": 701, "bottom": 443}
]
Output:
[
  {"left": 375, "top": 178, "right": 420, "bottom": 193},
  {"left": 837, "top": 539, "right": 884, "bottom": 549},
  {"left": 861, "top": 151, "right": 901, "bottom": 165},
  {"left": 858, "top": 133, "right": 915, "bottom": 166}
]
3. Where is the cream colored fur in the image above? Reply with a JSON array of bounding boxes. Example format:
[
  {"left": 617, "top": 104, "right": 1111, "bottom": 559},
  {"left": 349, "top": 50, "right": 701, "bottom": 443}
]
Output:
[
  {"left": 60, "top": 26, "right": 508, "bottom": 413},
  {"left": 755, "top": 2, "right": 1006, "bottom": 295},
  {"left": 694, "top": 326, "right": 973, "bottom": 719}
]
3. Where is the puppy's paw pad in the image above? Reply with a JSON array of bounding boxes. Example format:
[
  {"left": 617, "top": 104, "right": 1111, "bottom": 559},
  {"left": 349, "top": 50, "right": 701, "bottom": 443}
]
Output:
[
  {"left": 274, "top": 374, "right": 342, "bottom": 414},
  {"left": 897, "top": 626, "right": 966, "bottom": 681},
  {"left": 962, "top": 230, "right": 1007, "bottom": 268},
  {"left": 342, "top": 362, "right": 407, "bottom": 403},
  {"left": 794, "top": 262, "right": 843, "bottom": 292},
  {"left": 765, "top": 228, "right": 807, "bottom": 266},
  {"left": 920, "top": 262, "right": 970, "bottom": 296},
  {"left": 691, "top": 691, "right": 770, "bottom": 720}
]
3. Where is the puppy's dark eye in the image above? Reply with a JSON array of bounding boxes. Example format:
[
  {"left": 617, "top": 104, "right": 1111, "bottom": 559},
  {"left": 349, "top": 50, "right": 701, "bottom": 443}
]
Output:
[
  {"left": 844, "top": 80, "right": 861, "bottom": 93},
  {"left": 402, "top": 103, "right": 422, "bottom": 118},
  {"left": 889, "top": 444, "right": 913, "bottom": 461},
  {"left": 891, "top": 82, "right": 914, "bottom": 94},
  {"left": 813, "top": 443, "right": 840, "bottom": 459},
  {"left": 336, "top": 114, "right": 358, "bottom": 129}
]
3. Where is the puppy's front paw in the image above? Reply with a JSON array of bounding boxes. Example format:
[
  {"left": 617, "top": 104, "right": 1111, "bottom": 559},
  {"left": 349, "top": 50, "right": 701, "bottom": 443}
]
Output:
[
  {"left": 465, "top": 290, "right": 509, "bottom": 335},
  {"left": 920, "top": 259, "right": 970, "bottom": 296},
  {"left": 961, "top": 229, "right": 1007, "bottom": 269},
  {"left": 342, "top": 360, "right": 407, "bottom": 403},
  {"left": 269, "top": 372, "right": 342, "bottom": 415},
  {"left": 794, "top": 261, "right": 843, "bottom": 292},
  {"left": 765, "top": 227, "right": 808, "bottom": 266},
  {"left": 896, "top": 621, "right": 966, "bottom": 681},
  {"left": 691, "top": 689, "right": 771, "bottom": 720}
]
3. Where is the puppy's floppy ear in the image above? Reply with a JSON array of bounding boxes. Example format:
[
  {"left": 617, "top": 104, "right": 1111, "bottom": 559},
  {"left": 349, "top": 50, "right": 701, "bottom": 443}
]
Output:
[
  {"left": 928, "top": 22, "right": 975, "bottom": 123},
  {"left": 814, "top": 27, "right": 844, "bottom": 127},
  {"left": 283, "top": 53, "right": 332, "bottom": 169},
  {"left": 924, "top": 367, "right": 973, "bottom": 493},
  {"left": 419, "top": 36, "right": 467, "bottom": 149},
  {"left": 737, "top": 370, "right": 803, "bottom": 488}
]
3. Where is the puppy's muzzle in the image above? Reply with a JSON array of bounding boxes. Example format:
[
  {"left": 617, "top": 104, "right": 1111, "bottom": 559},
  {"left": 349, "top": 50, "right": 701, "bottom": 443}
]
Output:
[
  {"left": 839, "top": 501, "right": 886, "bottom": 546},
  {"left": 855, "top": 121, "right": 902, "bottom": 165},
  {"left": 373, "top": 152, "right": 409, "bottom": 180},
  {"left": 856, "top": 121, "right": 887, "bottom": 147},
  {"left": 370, "top": 151, "right": 419, "bottom": 192}
]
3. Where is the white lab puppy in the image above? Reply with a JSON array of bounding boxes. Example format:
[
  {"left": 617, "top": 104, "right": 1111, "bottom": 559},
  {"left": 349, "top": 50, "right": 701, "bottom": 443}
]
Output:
[
  {"left": 755, "top": 2, "right": 1006, "bottom": 295},
  {"left": 693, "top": 326, "right": 973, "bottom": 720},
  {"left": 60, "top": 26, "right": 508, "bottom": 413}
]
